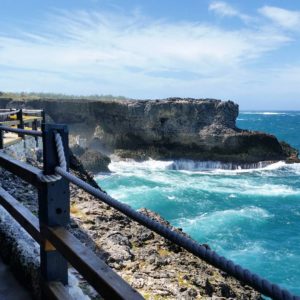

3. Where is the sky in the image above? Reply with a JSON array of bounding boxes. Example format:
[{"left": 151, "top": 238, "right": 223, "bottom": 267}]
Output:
[{"left": 0, "top": 1, "right": 300, "bottom": 110}]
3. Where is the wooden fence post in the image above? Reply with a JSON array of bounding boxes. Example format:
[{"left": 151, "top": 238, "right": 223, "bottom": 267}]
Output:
[
  {"left": 17, "top": 109, "right": 24, "bottom": 137},
  {"left": 41, "top": 110, "right": 46, "bottom": 125},
  {"left": 0, "top": 130, "right": 3, "bottom": 149},
  {"left": 38, "top": 124, "right": 70, "bottom": 292},
  {"left": 32, "top": 119, "right": 38, "bottom": 147}
]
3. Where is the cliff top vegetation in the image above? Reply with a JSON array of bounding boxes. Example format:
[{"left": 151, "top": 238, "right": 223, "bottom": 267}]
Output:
[{"left": 0, "top": 91, "right": 131, "bottom": 101}]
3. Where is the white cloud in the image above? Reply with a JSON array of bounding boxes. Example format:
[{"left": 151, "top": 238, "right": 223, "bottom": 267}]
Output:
[
  {"left": 259, "top": 6, "right": 300, "bottom": 30},
  {"left": 209, "top": 1, "right": 251, "bottom": 22},
  {"left": 0, "top": 10, "right": 290, "bottom": 75},
  {"left": 0, "top": 6, "right": 299, "bottom": 109},
  {"left": 209, "top": 1, "right": 239, "bottom": 17}
]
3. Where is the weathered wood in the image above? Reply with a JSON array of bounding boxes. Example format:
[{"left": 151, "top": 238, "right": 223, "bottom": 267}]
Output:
[
  {"left": 0, "top": 187, "right": 41, "bottom": 243},
  {"left": 23, "top": 116, "right": 43, "bottom": 122},
  {"left": 39, "top": 124, "right": 70, "bottom": 287},
  {"left": 0, "top": 129, "right": 3, "bottom": 149},
  {"left": 0, "top": 125, "right": 42, "bottom": 137},
  {"left": 0, "top": 117, "right": 144, "bottom": 299},
  {"left": 42, "top": 124, "right": 69, "bottom": 175},
  {"left": 0, "top": 151, "right": 43, "bottom": 187},
  {"left": 32, "top": 119, "right": 39, "bottom": 147},
  {"left": 17, "top": 109, "right": 24, "bottom": 137},
  {"left": 0, "top": 184, "right": 143, "bottom": 299},
  {"left": 0, "top": 183, "right": 143, "bottom": 299},
  {"left": 45, "top": 226, "right": 144, "bottom": 300}
]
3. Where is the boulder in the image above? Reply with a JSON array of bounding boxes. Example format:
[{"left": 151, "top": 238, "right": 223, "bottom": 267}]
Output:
[{"left": 78, "top": 148, "right": 111, "bottom": 174}]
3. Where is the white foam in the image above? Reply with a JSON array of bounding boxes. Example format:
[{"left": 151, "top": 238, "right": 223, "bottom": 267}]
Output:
[
  {"left": 106, "top": 157, "right": 300, "bottom": 175},
  {"left": 100, "top": 158, "right": 300, "bottom": 198},
  {"left": 108, "top": 158, "right": 173, "bottom": 173},
  {"left": 214, "top": 206, "right": 272, "bottom": 219},
  {"left": 240, "top": 183, "right": 299, "bottom": 196},
  {"left": 168, "top": 159, "right": 277, "bottom": 172},
  {"left": 177, "top": 161, "right": 300, "bottom": 176},
  {"left": 261, "top": 112, "right": 285, "bottom": 115},
  {"left": 285, "top": 162, "right": 300, "bottom": 175},
  {"left": 176, "top": 206, "right": 273, "bottom": 235},
  {"left": 241, "top": 112, "right": 286, "bottom": 115}
]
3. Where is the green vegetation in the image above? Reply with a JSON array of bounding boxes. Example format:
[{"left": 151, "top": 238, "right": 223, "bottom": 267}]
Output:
[{"left": 0, "top": 91, "right": 131, "bottom": 101}]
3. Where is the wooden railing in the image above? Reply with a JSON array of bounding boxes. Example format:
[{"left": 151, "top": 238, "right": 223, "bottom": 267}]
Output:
[
  {"left": 0, "top": 108, "right": 45, "bottom": 148},
  {"left": 0, "top": 122, "right": 143, "bottom": 300}
]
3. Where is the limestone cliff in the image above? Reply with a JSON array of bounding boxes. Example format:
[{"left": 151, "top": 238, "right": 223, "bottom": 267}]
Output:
[{"left": 0, "top": 97, "right": 298, "bottom": 164}]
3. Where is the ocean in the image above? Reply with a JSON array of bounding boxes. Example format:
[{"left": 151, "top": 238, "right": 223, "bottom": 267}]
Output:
[{"left": 96, "top": 111, "right": 300, "bottom": 295}]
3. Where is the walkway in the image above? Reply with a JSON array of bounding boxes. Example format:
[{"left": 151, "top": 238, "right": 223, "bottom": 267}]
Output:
[{"left": 0, "top": 257, "right": 32, "bottom": 300}]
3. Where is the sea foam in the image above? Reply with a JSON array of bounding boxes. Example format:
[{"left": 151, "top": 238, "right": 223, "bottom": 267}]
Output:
[{"left": 241, "top": 112, "right": 287, "bottom": 115}]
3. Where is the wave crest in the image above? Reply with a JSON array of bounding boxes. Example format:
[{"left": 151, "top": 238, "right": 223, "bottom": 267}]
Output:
[{"left": 168, "top": 159, "right": 275, "bottom": 171}]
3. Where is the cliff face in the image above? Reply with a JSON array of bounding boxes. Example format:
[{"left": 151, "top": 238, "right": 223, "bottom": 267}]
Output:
[{"left": 0, "top": 97, "right": 298, "bottom": 163}]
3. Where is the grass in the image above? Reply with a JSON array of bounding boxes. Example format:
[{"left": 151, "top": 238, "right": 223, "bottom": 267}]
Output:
[{"left": 0, "top": 91, "right": 130, "bottom": 101}]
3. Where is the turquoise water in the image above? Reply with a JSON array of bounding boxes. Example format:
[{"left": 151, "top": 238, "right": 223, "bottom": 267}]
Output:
[{"left": 97, "top": 111, "right": 300, "bottom": 295}]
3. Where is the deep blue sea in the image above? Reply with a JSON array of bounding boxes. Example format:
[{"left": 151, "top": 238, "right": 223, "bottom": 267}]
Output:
[{"left": 97, "top": 111, "right": 300, "bottom": 295}]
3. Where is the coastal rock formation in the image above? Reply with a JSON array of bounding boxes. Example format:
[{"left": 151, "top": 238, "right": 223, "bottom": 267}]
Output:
[
  {"left": 0, "top": 97, "right": 298, "bottom": 164},
  {"left": 71, "top": 145, "right": 111, "bottom": 173}
]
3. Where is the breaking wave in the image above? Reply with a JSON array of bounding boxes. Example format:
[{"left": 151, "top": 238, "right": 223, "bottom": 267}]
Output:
[
  {"left": 168, "top": 159, "right": 275, "bottom": 171},
  {"left": 106, "top": 158, "right": 300, "bottom": 174}
]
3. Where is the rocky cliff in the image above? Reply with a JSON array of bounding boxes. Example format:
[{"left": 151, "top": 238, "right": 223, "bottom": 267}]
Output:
[{"left": 0, "top": 97, "right": 298, "bottom": 164}]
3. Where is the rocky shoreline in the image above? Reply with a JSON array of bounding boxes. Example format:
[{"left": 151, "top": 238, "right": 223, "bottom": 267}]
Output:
[
  {"left": 0, "top": 139, "right": 261, "bottom": 299},
  {"left": 0, "top": 97, "right": 298, "bottom": 171}
]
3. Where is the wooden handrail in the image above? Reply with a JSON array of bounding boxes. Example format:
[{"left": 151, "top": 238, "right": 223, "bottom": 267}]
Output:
[
  {"left": 0, "top": 187, "right": 40, "bottom": 244},
  {"left": 0, "top": 120, "right": 144, "bottom": 300},
  {"left": 0, "top": 184, "right": 143, "bottom": 299},
  {"left": 0, "top": 108, "right": 44, "bottom": 149}
]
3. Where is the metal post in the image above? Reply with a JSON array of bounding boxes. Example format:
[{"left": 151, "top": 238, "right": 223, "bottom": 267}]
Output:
[
  {"left": 17, "top": 109, "right": 24, "bottom": 137},
  {"left": 38, "top": 124, "right": 70, "bottom": 289}
]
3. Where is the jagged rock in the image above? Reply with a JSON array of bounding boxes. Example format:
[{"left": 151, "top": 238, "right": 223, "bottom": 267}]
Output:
[
  {"left": 71, "top": 144, "right": 86, "bottom": 157},
  {"left": 69, "top": 150, "right": 103, "bottom": 190},
  {"left": 75, "top": 148, "right": 111, "bottom": 174},
  {"left": 0, "top": 97, "right": 298, "bottom": 164}
]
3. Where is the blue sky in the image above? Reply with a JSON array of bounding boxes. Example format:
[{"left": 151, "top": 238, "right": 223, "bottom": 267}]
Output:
[{"left": 1, "top": 0, "right": 300, "bottom": 109}]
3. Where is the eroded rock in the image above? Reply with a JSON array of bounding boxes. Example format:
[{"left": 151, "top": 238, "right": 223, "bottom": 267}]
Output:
[{"left": 0, "top": 97, "right": 298, "bottom": 164}]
